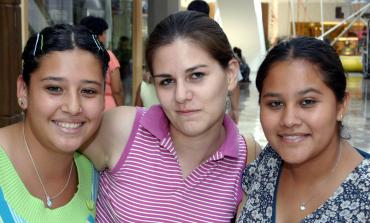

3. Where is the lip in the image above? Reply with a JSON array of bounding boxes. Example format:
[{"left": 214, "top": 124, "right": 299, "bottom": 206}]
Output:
[
  {"left": 53, "top": 120, "right": 85, "bottom": 134},
  {"left": 176, "top": 109, "right": 201, "bottom": 116},
  {"left": 278, "top": 133, "right": 309, "bottom": 143}
]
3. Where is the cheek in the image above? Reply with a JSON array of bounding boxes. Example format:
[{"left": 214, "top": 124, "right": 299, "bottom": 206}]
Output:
[
  {"left": 260, "top": 109, "right": 280, "bottom": 139},
  {"left": 260, "top": 108, "right": 274, "bottom": 127},
  {"left": 156, "top": 89, "right": 171, "bottom": 105},
  {"left": 307, "top": 110, "right": 336, "bottom": 131},
  {"left": 29, "top": 96, "right": 58, "bottom": 115},
  {"left": 83, "top": 99, "right": 104, "bottom": 120},
  {"left": 199, "top": 81, "right": 228, "bottom": 105}
]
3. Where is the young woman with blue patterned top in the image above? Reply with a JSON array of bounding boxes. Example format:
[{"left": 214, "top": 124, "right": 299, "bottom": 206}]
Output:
[{"left": 237, "top": 36, "right": 370, "bottom": 222}]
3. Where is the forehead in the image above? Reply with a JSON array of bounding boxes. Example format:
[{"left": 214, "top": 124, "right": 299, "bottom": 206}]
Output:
[
  {"left": 263, "top": 59, "right": 329, "bottom": 92},
  {"left": 156, "top": 38, "right": 209, "bottom": 56},
  {"left": 152, "top": 38, "right": 216, "bottom": 73},
  {"left": 31, "top": 49, "right": 103, "bottom": 82}
]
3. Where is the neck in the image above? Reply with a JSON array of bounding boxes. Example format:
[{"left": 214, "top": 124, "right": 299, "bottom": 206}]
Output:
[
  {"left": 20, "top": 121, "right": 77, "bottom": 208},
  {"left": 21, "top": 121, "right": 75, "bottom": 178},
  {"left": 171, "top": 118, "right": 226, "bottom": 169},
  {"left": 283, "top": 139, "right": 342, "bottom": 185}
]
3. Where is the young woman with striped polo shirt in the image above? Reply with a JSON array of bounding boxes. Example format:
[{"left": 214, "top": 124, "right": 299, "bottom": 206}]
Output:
[{"left": 82, "top": 11, "right": 248, "bottom": 222}]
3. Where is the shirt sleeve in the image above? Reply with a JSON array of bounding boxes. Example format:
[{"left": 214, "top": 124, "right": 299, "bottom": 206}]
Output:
[{"left": 108, "top": 50, "right": 120, "bottom": 70}]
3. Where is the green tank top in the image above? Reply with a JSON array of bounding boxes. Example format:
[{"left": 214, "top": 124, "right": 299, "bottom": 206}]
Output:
[{"left": 0, "top": 147, "right": 98, "bottom": 223}]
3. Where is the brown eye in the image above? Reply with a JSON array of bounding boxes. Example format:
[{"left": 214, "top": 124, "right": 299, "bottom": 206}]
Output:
[
  {"left": 301, "top": 99, "right": 317, "bottom": 107},
  {"left": 267, "top": 100, "right": 283, "bottom": 110},
  {"left": 46, "top": 86, "right": 63, "bottom": 94},
  {"left": 191, "top": 72, "right": 204, "bottom": 79},
  {"left": 81, "top": 88, "right": 98, "bottom": 96},
  {"left": 159, "top": 78, "right": 175, "bottom": 86}
]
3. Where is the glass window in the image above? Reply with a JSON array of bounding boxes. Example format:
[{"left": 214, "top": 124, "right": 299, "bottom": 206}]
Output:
[
  {"left": 27, "top": 0, "right": 148, "bottom": 105},
  {"left": 28, "top": 0, "right": 111, "bottom": 44}
]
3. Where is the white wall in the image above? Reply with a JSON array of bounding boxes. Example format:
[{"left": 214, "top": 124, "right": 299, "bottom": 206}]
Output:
[{"left": 218, "top": 0, "right": 266, "bottom": 72}]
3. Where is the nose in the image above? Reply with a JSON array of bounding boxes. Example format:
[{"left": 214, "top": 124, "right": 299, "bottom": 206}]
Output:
[
  {"left": 61, "top": 92, "right": 82, "bottom": 115},
  {"left": 175, "top": 81, "right": 192, "bottom": 103},
  {"left": 279, "top": 105, "right": 301, "bottom": 128}
]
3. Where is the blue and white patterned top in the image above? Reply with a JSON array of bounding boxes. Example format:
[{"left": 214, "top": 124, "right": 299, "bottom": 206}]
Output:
[{"left": 238, "top": 145, "right": 370, "bottom": 223}]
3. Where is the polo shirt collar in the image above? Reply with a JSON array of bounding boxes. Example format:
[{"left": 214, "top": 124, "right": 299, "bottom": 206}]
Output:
[{"left": 218, "top": 115, "right": 239, "bottom": 158}]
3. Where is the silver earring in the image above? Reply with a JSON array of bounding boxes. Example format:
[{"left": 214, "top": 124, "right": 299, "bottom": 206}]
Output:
[
  {"left": 338, "top": 114, "right": 343, "bottom": 121},
  {"left": 18, "top": 98, "right": 24, "bottom": 107}
]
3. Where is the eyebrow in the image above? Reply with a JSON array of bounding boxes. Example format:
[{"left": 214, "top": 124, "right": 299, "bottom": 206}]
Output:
[
  {"left": 41, "top": 76, "right": 102, "bottom": 86},
  {"left": 152, "top": 64, "right": 208, "bottom": 78},
  {"left": 185, "top": 64, "right": 207, "bottom": 73},
  {"left": 41, "top": 76, "right": 64, "bottom": 82},
  {"left": 262, "top": 87, "right": 323, "bottom": 98},
  {"left": 298, "top": 88, "right": 323, "bottom": 96},
  {"left": 82, "top": 80, "right": 102, "bottom": 86},
  {"left": 152, "top": 74, "right": 171, "bottom": 79}
]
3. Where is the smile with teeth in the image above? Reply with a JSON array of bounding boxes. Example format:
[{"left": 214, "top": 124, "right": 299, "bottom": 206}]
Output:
[
  {"left": 54, "top": 121, "right": 83, "bottom": 129},
  {"left": 280, "top": 135, "right": 307, "bottom": 142}
]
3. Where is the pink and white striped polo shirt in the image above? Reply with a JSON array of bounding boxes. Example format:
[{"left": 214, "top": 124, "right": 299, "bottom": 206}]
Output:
[{"left": 96, "top": 105, "right": 247, "bottom": 223}]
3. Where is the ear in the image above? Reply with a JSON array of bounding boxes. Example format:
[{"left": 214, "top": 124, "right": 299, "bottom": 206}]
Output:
[
  {"left": 226, "top": 58, "right": 239, "bottom": 91},
  {"left": 17, "top": 75, "right": 29, "bottom": 110},
  {"left": 336, "top": 91, "right": 350, "bottom": 121}
]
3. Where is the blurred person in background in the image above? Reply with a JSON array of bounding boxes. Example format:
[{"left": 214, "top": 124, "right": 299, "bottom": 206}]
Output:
[
  {"left": 114, "top": 36, "right": 132, "bottom": 105},
  {"left": 80, "top": 16, "right": 124, "bottom": 111},
  {"left": 134, "top": 65, "right": 159, "bottom": 107}
]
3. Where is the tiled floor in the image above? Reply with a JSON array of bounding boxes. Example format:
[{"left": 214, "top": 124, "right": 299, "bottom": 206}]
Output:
[{"left": 237, "top": 72, "right": 370, "bottom": 153}]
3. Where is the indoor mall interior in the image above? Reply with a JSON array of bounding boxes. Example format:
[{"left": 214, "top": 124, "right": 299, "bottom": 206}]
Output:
[{"left": 1, "top": 0, "right": 369, "bottom": 153}]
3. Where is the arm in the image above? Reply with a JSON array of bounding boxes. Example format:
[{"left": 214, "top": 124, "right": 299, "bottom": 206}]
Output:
[
  {"left": 80, "top": 106, "right": 137, "bottom": 170},
  {"left": 110, "top": 68, "right": 125, "bottom": 106},
  {"left": 236, "top": 192, "right": 247, "bottom": 221}
]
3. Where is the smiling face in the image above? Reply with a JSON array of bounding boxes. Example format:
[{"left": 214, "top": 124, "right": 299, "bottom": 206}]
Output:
[
  {"left": 18, "top": 48, "right": 105, "bottom": 154},
  {"left": 152, "top": 38, "right": 237, "bottom": 137},
  {"left": 260, "top": 59, "right": 347, "bottom": 164}
]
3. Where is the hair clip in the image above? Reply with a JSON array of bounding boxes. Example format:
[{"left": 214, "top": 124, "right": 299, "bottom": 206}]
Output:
[
  {"left": 40, "top": 34, "right": 44, "bottom": 51},
  {"left": 92, "top": 34, "right": 102, "bottom": 51},
  {"left": 33, "top": 33, "right": 40, "bottom": 56}
]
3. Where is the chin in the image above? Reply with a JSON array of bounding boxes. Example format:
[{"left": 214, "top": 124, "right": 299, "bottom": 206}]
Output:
[
  {"left": 279, "top": 151, "right": 310, "bottom": 165},
  {"left": 179, "top": 124, "right": 206, "bottom": 137},
  {"left": 55, "top": 140, "right": 83, "bottom": 153}
]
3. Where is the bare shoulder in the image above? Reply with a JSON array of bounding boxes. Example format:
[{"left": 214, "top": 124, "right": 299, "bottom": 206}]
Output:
[
  {"left": 103, "top": 106, "right": 137, "bottom": 129},
  {"left": 81, "top": 106, "right": 138, "bottom": 170},
  {"left": 0, "top": 123, "right": 21, "bottom": 154},
  {"left": 106, "top": 106, "right": 137, "bottom": 168}
]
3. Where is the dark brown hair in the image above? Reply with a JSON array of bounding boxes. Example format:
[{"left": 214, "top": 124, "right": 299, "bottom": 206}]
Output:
[
  {"left": 22, "top": 24, "right": 109, "bottom": 85},
  {"left": 145, "top": 11, "right": 234, "bottom": 75},
  {"left": 256, "top": 36, "right": 346, "bottom": 103}
]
